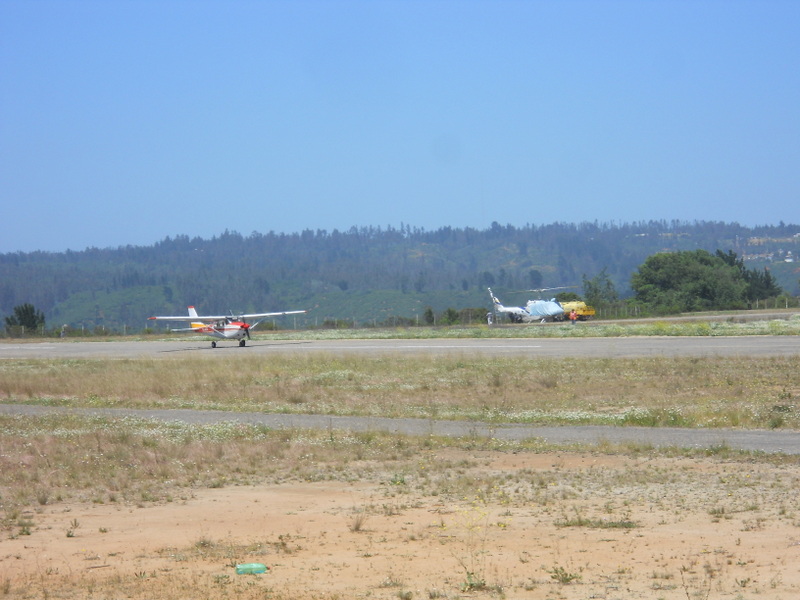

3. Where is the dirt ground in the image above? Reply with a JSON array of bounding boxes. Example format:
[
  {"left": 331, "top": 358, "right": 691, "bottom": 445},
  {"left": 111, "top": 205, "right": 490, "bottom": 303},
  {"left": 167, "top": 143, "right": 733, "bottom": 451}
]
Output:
[{"left": 2, "top": 450, "right": 799, "bottom": 599}]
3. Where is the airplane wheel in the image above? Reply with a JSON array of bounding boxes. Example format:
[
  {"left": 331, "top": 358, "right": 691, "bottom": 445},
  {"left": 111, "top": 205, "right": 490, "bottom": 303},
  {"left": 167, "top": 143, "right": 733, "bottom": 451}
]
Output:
[
  {"left": 211, "top": 341, "right": 217, "bottom": 348},
  {"left": 239, "top": 339, "right": 246, "bottom": 347}
]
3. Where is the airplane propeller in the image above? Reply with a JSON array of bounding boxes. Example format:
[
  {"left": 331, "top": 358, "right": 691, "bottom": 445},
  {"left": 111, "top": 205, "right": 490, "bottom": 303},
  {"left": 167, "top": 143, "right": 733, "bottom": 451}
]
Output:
[{"left": 233, "top": 313, "right": 252, "bottom": 339}]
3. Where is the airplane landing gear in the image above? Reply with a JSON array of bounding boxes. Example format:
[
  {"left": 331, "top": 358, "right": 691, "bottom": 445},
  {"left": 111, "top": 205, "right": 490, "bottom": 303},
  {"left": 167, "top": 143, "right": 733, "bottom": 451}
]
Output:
[
  {"left": 239, "top": 339, "right": 246, "bottom": 347},
  {"left": 211, "top": 341, "right": 217, "bottom": 348}
]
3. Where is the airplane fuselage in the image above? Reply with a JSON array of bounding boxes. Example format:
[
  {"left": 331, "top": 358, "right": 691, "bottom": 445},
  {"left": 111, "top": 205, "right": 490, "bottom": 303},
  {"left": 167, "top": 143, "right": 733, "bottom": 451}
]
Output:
[
  {"left": 189, "top": 319, "right": 255, "bottom": 347},
  {"left": 522, "top": 299, "right": 564, "bottom": 321},
  {"left": 191, "top": 320, "right": 251, "bottom": 340},
  {"left": 487, "top": 288, "right": 564, "bottom": 324}
]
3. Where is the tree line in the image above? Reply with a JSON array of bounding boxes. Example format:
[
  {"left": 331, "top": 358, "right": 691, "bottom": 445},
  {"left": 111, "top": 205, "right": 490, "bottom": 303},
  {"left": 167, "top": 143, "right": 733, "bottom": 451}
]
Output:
[
  {"left": 1, "top": 220, "right": 797, "bottom": 332},
  {"left": 4, "top": 246, "right": 786, "bottom": 335}
]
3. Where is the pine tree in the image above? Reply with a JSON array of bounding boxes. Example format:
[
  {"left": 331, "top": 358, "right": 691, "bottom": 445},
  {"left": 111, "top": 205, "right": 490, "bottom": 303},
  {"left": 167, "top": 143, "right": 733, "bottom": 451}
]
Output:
[{"left": 5, "top": 303, "right": 46, "bottom": 333}]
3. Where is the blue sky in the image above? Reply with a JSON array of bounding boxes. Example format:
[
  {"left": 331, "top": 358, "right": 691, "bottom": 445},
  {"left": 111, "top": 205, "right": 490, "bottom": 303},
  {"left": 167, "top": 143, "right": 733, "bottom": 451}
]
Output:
[{"left": 2, "top": 0, "right": 799, "bottom": 253}]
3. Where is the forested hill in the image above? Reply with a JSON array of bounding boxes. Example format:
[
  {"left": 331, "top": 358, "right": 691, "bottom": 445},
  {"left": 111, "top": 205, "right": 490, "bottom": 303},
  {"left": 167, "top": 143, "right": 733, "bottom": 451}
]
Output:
[{"left": 2, "top": 220, "right": 799, "bottom": 331}]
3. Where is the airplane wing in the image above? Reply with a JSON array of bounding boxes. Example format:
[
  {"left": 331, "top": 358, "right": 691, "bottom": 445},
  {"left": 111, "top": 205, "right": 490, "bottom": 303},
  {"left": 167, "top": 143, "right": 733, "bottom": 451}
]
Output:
[
  {"left": 148, "top": 310, "right": 306, "bottom": 322},
  {"left": 148, "top": 315, "right": 221, "bottom": 322},
  {"left": 240, "top": 310, "right": 307, "bottom": 319}
]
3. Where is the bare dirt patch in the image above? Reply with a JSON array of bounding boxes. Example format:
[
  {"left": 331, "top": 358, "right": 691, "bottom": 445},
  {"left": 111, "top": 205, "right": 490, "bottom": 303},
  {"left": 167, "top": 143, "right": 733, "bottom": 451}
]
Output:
[{"left": 2, "top": 450, "right": 799, "bottom": 599}]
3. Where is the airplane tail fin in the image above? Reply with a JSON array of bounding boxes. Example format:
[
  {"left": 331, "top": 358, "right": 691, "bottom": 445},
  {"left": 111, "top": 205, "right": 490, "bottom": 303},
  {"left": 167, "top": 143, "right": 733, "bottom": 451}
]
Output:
[
  {"left": 187, "top": 306, "right": 204, "bottom": 330},
  {"left": 487, "top": 288, "right": 503, "bottom": 309}
]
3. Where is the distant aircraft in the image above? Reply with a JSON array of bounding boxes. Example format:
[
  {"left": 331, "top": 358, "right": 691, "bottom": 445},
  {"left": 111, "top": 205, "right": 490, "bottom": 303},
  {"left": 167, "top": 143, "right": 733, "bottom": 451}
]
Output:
[
  {"left": 148, "top": 306, "right": 306, "bottom": 348},
  {"left": 487, "top": 288, "right": 568, "bottom": 324}
]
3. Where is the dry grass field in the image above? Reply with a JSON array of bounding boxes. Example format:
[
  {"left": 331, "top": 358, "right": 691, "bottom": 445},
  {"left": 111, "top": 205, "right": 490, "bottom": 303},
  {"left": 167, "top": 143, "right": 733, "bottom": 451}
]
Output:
[
  {"left": 1, "top": 352, "right": 799, "bottom": 429},
  {"left": 1, "top": 344, "right": 800, "bottom": 598}
]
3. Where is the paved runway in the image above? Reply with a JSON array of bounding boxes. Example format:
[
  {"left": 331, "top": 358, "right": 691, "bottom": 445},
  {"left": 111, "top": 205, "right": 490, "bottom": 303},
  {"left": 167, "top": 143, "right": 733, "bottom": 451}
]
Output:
[{"left": 2, "top": 335, "right": 800, "bottom": 359}]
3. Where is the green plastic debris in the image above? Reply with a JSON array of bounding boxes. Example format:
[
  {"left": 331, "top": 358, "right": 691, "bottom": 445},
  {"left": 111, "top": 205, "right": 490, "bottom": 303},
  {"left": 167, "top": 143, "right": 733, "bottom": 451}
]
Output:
[{"left": 235, "top": 563, "right": 268, "bottom": 574}]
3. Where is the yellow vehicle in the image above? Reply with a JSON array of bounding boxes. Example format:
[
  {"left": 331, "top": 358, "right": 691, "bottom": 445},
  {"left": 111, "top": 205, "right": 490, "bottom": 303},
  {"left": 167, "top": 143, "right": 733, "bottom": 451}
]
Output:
[{"left": 560, "top": 300, "right": 596, "bottom": 320}]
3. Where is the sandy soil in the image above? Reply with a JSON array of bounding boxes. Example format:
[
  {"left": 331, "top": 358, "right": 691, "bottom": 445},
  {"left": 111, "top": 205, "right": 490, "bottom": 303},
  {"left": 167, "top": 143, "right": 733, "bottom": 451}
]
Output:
[{"left": 2, "top": 450, "right": 799, "bottom": 599}]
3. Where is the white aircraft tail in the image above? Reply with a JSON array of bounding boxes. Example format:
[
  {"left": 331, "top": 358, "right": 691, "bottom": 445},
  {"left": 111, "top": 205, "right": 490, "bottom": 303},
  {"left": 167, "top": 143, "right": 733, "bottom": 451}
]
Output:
[
  {"left": 187, "top": 306, "right": 204, "bottom": 330},
  {"left": 488, "top": 288, "right": 503, "bottom": 310}
]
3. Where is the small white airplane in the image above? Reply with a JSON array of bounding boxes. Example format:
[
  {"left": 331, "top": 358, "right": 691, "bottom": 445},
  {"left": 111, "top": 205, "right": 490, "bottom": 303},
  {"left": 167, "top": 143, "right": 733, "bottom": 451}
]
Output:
[
  {"left": 487, "top": 287, "right": 567, "bottom": 324},
  {"left": 148, "top": 306, "right": 306, "bottom": 348}
]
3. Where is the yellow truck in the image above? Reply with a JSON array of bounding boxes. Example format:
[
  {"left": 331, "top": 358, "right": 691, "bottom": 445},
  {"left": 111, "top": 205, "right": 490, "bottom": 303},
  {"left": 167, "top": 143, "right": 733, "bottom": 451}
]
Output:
[{"left": 560, "top": 300, "right": 596, "bottom": 321}]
